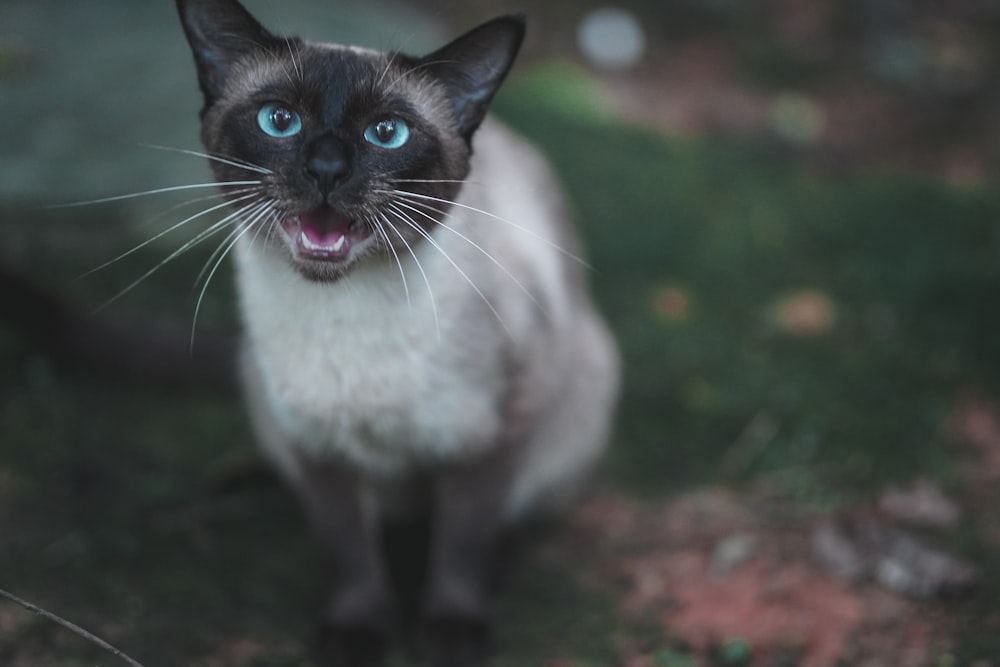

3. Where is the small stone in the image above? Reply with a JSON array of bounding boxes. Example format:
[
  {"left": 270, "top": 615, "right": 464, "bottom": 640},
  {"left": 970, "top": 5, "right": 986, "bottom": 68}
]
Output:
[
  {"left": 710, "top": 533, "right": 758, "bottom": 578},
  {"left": 812, "top": 511, "right": 980, "bottom": 598},
  {"left": 878, "top": 479, "right": 960, "bottom": 528}
]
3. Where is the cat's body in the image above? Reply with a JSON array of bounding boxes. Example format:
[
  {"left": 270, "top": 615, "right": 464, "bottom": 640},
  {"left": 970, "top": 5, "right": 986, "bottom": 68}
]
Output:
[
  {"left": 176, "top": 1, "right": 619, "bottom": 665},
  {"left": 239, "top": 120, "right": 615, "bottom": 517}
]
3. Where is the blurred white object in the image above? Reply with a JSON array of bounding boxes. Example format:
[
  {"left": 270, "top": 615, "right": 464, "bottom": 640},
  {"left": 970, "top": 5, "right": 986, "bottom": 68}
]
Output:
[
  {"left": 769, "top": 93, "right": 826, "bottom": 146},
  {"left": 577, "top": 7, "right": 646, "bottom": 70}
]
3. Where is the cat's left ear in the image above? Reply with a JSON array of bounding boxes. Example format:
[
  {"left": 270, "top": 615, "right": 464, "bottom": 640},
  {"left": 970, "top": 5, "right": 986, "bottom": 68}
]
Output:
[
  {"left": 176, "top": 0, "right": 281, "bottom": 105},
  {"left": 421, "top": 15, "right": 526, "bottom": 141}
]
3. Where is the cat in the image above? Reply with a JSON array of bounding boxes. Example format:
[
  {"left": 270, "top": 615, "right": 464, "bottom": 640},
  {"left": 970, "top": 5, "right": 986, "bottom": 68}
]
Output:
[{"left": 175, "top": 0, "right": 620, "bottom": 665}]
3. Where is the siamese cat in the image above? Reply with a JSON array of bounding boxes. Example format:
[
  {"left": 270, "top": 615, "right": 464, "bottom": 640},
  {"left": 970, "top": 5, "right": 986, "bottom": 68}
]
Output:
[{"left": 175, "top": 0, "right": 619, "bottom": 664}]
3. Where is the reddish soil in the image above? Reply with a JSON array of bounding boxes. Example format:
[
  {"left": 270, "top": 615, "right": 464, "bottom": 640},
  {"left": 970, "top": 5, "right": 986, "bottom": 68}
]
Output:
[{"left": 563, "top": 490, "right": 953, "bottom": 667}]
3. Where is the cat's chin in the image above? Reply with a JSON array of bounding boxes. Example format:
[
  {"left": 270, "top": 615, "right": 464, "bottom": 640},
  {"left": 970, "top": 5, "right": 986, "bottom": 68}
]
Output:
[{"left": 279, "top": 208, "right": 373, "bottom": 280}]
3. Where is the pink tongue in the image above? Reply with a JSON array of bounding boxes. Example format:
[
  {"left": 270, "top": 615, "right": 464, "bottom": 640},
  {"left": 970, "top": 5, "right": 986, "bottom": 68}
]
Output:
[{"left": 300, "top": 209, "right": 352, "bottom": 247}]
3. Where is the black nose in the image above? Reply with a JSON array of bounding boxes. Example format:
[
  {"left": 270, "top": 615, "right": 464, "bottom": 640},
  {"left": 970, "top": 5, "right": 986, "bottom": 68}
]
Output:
[{"left": 305, "top": 135, "right": 351, "bottom": 194}]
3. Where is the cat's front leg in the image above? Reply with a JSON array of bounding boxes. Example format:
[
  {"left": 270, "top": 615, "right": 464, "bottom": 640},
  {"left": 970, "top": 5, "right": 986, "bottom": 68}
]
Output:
[
  {"left": 293, "top": 454, "right": 394, "bottom": 667},
  {"left": 421, "top": 443, "right": 517, "bottom": 667}
]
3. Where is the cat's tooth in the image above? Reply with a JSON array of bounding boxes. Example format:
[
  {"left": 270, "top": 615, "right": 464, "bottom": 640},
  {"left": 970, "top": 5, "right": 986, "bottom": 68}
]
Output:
[
  {"left": 332, "top": 235, "right": 346, "bottom": 252},
  {"left": 299, "top": 231, "right": 311, "bottom": 248}
]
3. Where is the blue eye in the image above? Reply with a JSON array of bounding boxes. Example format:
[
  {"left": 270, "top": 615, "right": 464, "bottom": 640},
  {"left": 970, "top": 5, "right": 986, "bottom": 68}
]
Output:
[
  {"left": 257, "top": 103, "right": 302, "bottom": 138},
  {"left": 364, "top": 118, "right": 410, "bottom": 149}
]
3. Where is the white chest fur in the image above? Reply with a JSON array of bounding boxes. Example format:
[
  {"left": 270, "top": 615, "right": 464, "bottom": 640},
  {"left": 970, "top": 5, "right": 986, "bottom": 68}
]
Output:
[{"left": 234, "top": 229, "right": 507, "bottom": 476}]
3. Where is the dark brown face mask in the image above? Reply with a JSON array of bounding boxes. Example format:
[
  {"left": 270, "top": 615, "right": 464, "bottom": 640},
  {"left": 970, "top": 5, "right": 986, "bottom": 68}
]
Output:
[{"left": 177, "top": 0, "right": 524, "bottom": 281}]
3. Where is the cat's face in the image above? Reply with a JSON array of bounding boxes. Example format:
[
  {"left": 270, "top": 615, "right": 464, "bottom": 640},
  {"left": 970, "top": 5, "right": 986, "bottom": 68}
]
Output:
[{"left": 177, "top": 0, "right": 524, "bottom": 281}]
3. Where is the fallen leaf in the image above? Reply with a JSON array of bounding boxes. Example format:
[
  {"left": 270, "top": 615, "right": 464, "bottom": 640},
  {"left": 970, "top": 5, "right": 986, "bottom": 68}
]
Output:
[
  {"left": 771, "top": 289, "right": 836, "bottom": 336},
  {"left": 652, "top": 285, "right": 691, "bottom": 323}
]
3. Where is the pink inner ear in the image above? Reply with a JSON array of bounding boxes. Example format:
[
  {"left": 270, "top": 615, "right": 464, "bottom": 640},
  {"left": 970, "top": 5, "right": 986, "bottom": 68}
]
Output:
[{"left": 300, "top": 209, "right": 353, "bottom": 245}]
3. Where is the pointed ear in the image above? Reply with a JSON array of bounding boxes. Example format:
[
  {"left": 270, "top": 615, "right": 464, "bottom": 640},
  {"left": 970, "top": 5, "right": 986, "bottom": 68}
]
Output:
[
  {"left": 421, "top": 15, "right": 526, "bottom": 141},
  {"left": 176, "top": 0, "right": 279, "bottom": 103}
]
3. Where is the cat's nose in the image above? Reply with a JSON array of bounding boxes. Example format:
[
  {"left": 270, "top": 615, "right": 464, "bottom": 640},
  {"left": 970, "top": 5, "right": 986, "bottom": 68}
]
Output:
[{"left": 305, "top": 135, "right": 351, "bottom": 195}]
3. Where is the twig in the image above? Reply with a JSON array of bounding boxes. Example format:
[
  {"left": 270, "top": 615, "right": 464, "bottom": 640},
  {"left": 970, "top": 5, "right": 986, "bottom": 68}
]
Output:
[{"left": 0, "top": 587, "right": 146, "bottom": 667}]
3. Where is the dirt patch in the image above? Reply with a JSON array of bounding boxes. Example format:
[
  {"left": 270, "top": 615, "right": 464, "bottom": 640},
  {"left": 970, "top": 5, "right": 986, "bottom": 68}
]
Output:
[
  {"left": 951, "top": 394, "right": 1000, "bottom": 552},
  {"left": 564, "top": 489, "right": 956, "bottom": 667}
]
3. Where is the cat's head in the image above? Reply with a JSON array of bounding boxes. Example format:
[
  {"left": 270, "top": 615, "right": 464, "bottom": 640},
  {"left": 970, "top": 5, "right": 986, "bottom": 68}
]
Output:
[{"left": 176, "top": 0, "right": 524, "bottom": 281}]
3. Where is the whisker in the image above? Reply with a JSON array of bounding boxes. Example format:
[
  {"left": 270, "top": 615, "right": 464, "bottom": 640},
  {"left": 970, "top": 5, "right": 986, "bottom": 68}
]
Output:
[
  {"left": 263, "top": 214, "right": 282, "bottom": 245},
  {"left": 133, "top": 187, "right": 259, "bottom": 231},
  {"left": 49, "top": 181, "right": 262, "bottom": 209},
  {"left": 285, "top": 37, "right": 304, "bottom": 82},
  {"left": 377, "top": 210, "right": 440, "bottom": 338},
  {"left": 93, "top": 197, "right": 264, "bottom": 312},
  {"left": 190, "top": 207, "right": 270, "bottom": 352},
  {"left": 390, "top": 198, "right": 548, "bottom": 319},
  {"left": 138, "top": 144, "right": 273, "bottom": 175},
  {"left": 386, "top": 202, "right": 510, "bottom": 337},
  {"left": 393, "top": 178, "right": 552, "bottom": 199},
  {"left": 386, "top": 58, "right": 461, "bottom": 92},
  {"left": 393, "top": 178, "right": 521, "bottom": 189},
  {"left": 193, "top": 199, "right": 273, "bottom": 287},
  {"left": 369, "top": 212, "right": 411, "bottom": 309},
  {"left": 375, "top": 26, "right": 420, "bottom": 90},
  {"left": 393, "top": 178, "right": 467, "bottom": 184},
  {"left": 79, "top": 191, "right": 261, "bottom": 279},
  {"left": 248, "top": 203, "right": 280, "bottom": 250},
  {"left": 375, "top": 49, "right": 400, "bottom": 89},
  {"left": 386, "top": 189, "right": 591, "bottom": 269}
]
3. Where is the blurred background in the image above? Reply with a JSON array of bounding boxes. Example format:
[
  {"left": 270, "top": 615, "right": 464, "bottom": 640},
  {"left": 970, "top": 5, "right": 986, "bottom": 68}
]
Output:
[{"left": 2, "top": 0, "right": 1000, "bottom": 665}]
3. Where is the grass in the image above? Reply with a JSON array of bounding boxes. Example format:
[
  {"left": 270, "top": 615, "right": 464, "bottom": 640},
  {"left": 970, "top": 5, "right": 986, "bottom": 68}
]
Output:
[
  {"left": 499, "top": 67, "right": 1000, "bottom": 503},
  {"left": 2, "top": 63, "right": 1000, "bottom": 664}
]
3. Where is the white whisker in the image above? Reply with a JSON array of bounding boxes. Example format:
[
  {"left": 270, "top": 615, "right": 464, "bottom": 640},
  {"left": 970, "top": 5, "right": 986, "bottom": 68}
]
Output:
[
  {"left": 370, "top": 212, "right": 411, "bottom": 309},
  {"left": 375, "top": 50, "right": 398, "bottom": 89},
  {"left": 288, "top": 39, "right": 303, "bottom": 80},
  {"left": 190, "top": 206, "right": 271, "bottom": 351},
  {"left": 391, "top": 198, "right": 548, "bottom": 319},
  {"left": 248, "top": 204, "right": 280, "bottom": 250},
  {"left": 386, "top": 58, "right": 460, "bottom": 92},
  {"left": 386, "top": 202, "right": 510, "bottom": 337},
  {"left": 93, "top": 197, "right": 264, "bottom": 312},
  {"left": 377, "top": 210, "right": 440, "bottom": 338},
  {"left": 50, "top": 181, "right": 262, "bottom": 209},
  {"left": 193, "top": 199, "right": 273, "bottom": 287},
  {"left": 138, "top": 144, "right": 273, "bottom": 175},
  {"left": 393, "top": 178, "right": 522, "bottom": 190},
  {"left": 393, "top": 178, "right": 467, "bottom": 184},
  {"left": 80, "top": 191, "right": 261, "bottom": 279},
  {"left": 375, "top": 26, "right": 420, "bottom": 90},
  {"left": 386, "top": 189, "right": 590, "bottom": 268},
  {"left": 134, "top": 187, "right": 259, "bottom": 231}
]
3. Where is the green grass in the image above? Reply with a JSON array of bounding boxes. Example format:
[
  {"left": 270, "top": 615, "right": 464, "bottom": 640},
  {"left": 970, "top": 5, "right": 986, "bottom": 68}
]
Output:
[
  {"left": 2, "top": 63, "right": 1000, "bottom": 664},
  {"left": 498, "top": 70, "right": 1000, "bottom": 505}
]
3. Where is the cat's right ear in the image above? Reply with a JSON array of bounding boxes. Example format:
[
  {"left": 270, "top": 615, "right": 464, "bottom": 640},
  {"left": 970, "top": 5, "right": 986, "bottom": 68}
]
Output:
[
  {"left": 421, "top": 15, "right": 526, "bottom": 142},
  {"left": 176, "top": 0, "right": 277, "bottom": 103}
]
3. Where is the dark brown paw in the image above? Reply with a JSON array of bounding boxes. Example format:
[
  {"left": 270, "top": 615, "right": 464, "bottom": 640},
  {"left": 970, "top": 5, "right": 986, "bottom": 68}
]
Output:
[
  {"left": 315, "top": 623, "right": 388, "bottom": 667},
  {"left": 420, "top": 614, "right": 493, "bottom": 667}
]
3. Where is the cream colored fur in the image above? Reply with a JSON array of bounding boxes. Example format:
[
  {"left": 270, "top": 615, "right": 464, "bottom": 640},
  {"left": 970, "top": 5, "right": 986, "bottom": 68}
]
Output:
[{"left": 235, "top": 119, "right": 619, "bottom": 520}]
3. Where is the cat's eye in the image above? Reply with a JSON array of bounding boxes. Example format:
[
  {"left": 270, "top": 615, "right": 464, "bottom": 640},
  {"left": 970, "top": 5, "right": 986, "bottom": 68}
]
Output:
[
  {"left": 257, "top": 103, "right": 302, "bottom": 138},
  {"left": 364, "top": 118, "right": 410, "bottom": 149}
]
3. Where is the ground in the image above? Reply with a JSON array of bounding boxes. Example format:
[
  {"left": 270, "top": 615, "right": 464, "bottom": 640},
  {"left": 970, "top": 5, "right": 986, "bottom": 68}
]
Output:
[{"left": 2, "top": 1, "right": 1000, "bottom": 666}]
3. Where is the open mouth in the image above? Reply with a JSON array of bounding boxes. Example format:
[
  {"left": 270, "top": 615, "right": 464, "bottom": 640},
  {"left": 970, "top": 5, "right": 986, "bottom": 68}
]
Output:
[{"left": 280, "top": 208, "right": 371, "bottom": 262}]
